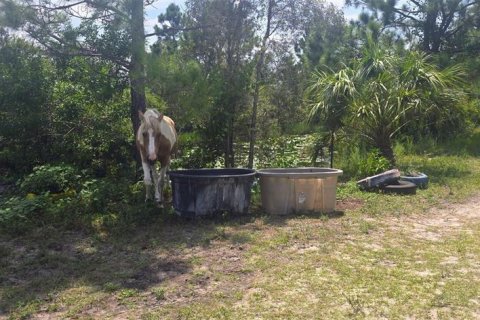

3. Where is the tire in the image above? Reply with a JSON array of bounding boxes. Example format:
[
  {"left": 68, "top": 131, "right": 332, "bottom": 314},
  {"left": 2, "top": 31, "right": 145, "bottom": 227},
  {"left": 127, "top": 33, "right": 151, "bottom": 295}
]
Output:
[
  {"left": 400, "top": 173, "right": 429, "bottom": 189},
  {"left": 357, "top": 169, "right": 400, "bottom": 190},
  {"left": 381, "top": 180, "right": 417, "bottom": 195}
]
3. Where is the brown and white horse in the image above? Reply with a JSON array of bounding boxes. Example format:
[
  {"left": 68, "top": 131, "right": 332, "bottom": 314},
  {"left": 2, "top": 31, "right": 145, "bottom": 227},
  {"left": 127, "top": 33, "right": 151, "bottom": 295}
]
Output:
[{"left": 136, "top": 109, "right": 177, "bottom": 206}]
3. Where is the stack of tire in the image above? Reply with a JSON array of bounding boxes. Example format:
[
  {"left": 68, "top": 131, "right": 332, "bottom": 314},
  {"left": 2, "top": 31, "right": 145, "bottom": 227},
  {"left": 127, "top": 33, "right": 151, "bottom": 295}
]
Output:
[
  {"left": 357, "top": 169, "right": 428, "bottom": 195},
  {"left": 382, "top": 180, "right": 417, "bottom": 195}
]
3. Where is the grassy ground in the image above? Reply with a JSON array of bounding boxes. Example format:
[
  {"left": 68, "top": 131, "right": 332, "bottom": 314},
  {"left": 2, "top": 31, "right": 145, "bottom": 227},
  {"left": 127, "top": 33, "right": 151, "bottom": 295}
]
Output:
[{"left": 1, "top": 154, "right": 480, "bottom": 319}]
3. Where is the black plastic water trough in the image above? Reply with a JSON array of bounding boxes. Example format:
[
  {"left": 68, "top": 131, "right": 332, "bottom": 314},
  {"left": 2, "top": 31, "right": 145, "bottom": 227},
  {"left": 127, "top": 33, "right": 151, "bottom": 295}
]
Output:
[{"left": 168, "top": 169, "right": 256, "bottom": 217}]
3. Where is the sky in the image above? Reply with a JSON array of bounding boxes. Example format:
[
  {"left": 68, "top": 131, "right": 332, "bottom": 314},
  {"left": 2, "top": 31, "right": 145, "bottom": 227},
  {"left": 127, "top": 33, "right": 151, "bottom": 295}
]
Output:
[
  {"left": 144, "top": 0, "right": 362, "bottom": 35},
  {"left": 145, "top": 0, "right": 186, "bottom": 33}
]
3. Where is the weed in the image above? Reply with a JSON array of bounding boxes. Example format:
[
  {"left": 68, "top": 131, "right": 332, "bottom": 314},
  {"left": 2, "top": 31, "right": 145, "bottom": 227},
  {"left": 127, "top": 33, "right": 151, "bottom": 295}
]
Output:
[
  {"left": 342, "top": 290, "right": 366, "bottom": 317},
  {"left": 117, "top": 288, "right": 139, "bottom": 300},
  {"left": 152, "top": 287, "right": 166, "bottom": 301},
  {"left": 230, "top": 231, "right": 253, "bottom": 245},
  {"left": 359, "top": 220, "right": 375, "bottom": 234},
  {"left": 103, "top": 282, "right": 121, "bottom": 293}
]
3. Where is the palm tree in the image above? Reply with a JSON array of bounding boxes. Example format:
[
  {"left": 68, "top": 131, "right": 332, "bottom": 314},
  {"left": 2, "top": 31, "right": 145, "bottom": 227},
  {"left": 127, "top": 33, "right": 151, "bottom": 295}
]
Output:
[
  {"left": 357, "top": 50, "right": 464, "bottom": 165},
  {"left": 307, "top": 40, "right": 464, "bottom": 167},
  {"left": 305, "top": 67, "right": 356, "bottom": 168}
]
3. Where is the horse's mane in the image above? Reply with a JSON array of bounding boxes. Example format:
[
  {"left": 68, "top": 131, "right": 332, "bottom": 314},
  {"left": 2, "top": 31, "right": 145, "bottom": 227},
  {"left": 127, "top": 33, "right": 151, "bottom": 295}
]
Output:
[{"left": 142, "top": 109, "right": 164, "bottom": 129}]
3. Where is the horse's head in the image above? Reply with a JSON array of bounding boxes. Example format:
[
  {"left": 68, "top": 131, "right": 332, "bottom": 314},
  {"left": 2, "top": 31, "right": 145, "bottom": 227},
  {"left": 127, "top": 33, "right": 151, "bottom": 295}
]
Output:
[{"left": 138, "top": 110, "right": 164, "bottom": 163}]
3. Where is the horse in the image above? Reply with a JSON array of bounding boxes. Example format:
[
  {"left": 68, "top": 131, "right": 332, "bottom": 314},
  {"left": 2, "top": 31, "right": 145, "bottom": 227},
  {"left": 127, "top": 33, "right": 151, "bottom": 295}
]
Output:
[{"left": 136, "top": 109, "right": 177, "bottom": 207}]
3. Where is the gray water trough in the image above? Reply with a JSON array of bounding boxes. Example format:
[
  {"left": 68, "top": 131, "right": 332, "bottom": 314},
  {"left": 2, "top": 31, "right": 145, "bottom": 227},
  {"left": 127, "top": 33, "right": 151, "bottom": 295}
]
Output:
[{"left": 168, "top": 168, "right": 256, "bottom": 217}]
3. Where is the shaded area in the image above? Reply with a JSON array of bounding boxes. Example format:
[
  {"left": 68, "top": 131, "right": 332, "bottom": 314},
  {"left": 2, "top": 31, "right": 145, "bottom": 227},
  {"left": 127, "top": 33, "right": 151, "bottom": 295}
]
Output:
[
  {"left": 0, "top": 201, "right": 346, "bottom": 317},
  {"left": 0, "top": 213, "right": 232, "bottom": 316},
  {"left": 0, "top": 230, "right": 188, "bottom": 315},
  {"left": 0, "top": 200, "right": 280, "bottom": 318}
]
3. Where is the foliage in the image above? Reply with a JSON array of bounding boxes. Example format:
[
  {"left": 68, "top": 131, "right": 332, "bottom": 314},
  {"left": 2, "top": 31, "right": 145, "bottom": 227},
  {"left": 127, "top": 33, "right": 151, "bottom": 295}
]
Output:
[
  {"left": 0, "top": 168, "right": 146, "bottom": 234},
  {"left": 0, "top": 34, "right": 55, "bottom": 172},
  {"left": 0, "top": 0, "right": 151, "bottom": 147},
  {"left": 306, "top": 66, "right": 356, "bottom": 167},
  {"left": 333, "top": 142, "right": 389, "bottom": 179},
  {"left": 346, "top": 0, "right": 480, "bottom": 53},
  {"left": 146, "top": 53, "right": 211, "bottom": 130},
  {"left": 172, "top": 133, "right": 221, "bottom": 169},
  {"left": 183, "top": 0, "right": 257, "bottom": 167},
  {"left": 296, "top": 1, "right": 348, "bottom": 69},
  {"left": 358, "top": 148, "right": 390, "bottom": 177},
  {"left": 0, "top": 34, "right": 132, "bottom": 177},
  {"left": 19, "top": 164, "right": 80, "bottom": 194},
  {"left": 0, "top": 194, "right": 48, "bottom": 233},
  {"left": 151, "top": 3, "right": 184, "bottom": 55},
  {"left": 307, "top": 36, "right": 466, "bottom": 166},
  {"left": 254, "top": 135, "right": 314, "bottom": 168},
  {"left": 264, "top": 54, "right": 309, "bottom": 134},
  {"left": 50, "top": 77, "right": 133, "bottom": 176}
]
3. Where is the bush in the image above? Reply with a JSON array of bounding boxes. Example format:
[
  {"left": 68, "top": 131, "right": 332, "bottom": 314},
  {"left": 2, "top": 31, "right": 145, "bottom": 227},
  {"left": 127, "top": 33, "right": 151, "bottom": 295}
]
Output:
[
  {"left": 172, "top": 132, "right": 221, "bottom": 169},
  {"left": 78, "top": 178, "right": 143, "bottom": 213},
  {"left": 0, "top": 36, "right": 55, "bottom": 173},
  {"left": 337, "top": 145, "right": 390, "bottom": 179},
  {"left": 0, "top": 194, "right": 48, "bottom": 233},
  {"left": 359, "top": 149, "right": 390, "bottom": 177},
  {"left": 19, "top": 164, "right": 80, "bottom": 194},
  {"left": 254, "top": 136, "right": 314, "bottom": 168},
  {"left": 0, "top": 162, "right": 150, "bottom": 234}
]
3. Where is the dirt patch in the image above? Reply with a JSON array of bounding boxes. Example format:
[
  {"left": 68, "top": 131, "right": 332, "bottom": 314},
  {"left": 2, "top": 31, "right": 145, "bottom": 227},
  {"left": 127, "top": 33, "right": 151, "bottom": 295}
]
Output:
[
  {"left": 336, "top": 198, "right": 365, "bottom": 212},
  {"left": 387, "top": 193, "right": 480, "bottom": 241}
]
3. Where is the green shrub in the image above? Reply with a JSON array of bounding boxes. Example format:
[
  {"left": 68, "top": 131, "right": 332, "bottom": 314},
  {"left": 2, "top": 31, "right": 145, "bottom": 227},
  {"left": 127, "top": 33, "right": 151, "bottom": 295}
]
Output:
[
  {"left": 337, "top": 145, "right": 390, "bottom": 179},
  {"left": 19, "top": 164, "right": 80, "bottom": 194},
  {"left": 0, "top": 195, "right": 48, "bottom": 233},
  {"left": 337, "top": 146, "right": 363, "bottom": 179},
  {"left": 255, "top": 136, "right": 313, "bottom": 168},
  {"left": 358, "top": 149, "right": 390, "bottom": 177},
  {"left": 173, "top": 132, "right": 221, "bottom": 169},
  {"left": 79, "top": 178, "right": 142, "bottom": 213},
  {"left": 0, "top": 164, "right": 149, "bottom": 233}
]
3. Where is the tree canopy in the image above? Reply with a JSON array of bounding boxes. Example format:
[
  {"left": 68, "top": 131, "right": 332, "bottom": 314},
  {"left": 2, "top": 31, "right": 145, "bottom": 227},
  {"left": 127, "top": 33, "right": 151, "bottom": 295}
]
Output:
[{"left": 0, "top": 0, "right": 478, "bottom": 172}]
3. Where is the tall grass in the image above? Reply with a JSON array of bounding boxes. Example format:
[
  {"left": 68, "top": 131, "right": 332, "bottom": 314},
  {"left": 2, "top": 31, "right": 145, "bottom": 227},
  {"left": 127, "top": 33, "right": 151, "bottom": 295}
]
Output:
[
  {"left": 395, "top": 128, "right": 480, "bottom": 157},
  {"left": 246, "top": 129, "right": 480, "bottom": 181}
]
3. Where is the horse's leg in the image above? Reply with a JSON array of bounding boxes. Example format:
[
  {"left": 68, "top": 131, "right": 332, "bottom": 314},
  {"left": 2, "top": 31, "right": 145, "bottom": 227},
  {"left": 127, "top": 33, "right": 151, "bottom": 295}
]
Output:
[
  {"left": 151, "top": 164, "right": 162, "bottom": 207},
  {"left": 155, "top": 154, "right": 171, "bottom": 208},
  {"left": 141, "top": 160, "right": 153, "bottom": 201},
  {"left": 158, "top": 163, "right": 168, "bottom": 207}
]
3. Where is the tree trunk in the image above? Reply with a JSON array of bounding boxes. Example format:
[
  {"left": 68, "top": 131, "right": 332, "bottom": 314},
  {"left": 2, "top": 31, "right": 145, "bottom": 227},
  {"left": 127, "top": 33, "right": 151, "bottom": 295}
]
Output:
[
  {"left": 225, "top": 116, "right": 235, "bottom": 168},
  {"left": 377, "top": 140, "right": 396, "bottom": 168},
  {"left": 129, "top": 0, "right": 147, "bottom": 136},
  {"left": 247, "top": 70, "right": 261, "bottom": 169},
  {"left": 247, "top": 0, "right": 273, "bottom": 169},
  {"left": 129, "top": 0, "right": 147, "bottom": 168},
  {"left": 329, "top": 131, "right": 334, "bottom": 168},
  {"left": 423, "top": 7, "right": 439, "bottom": 53},
  {"left": 130, "top": 86, "right": 146, "bottom": 138}
]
